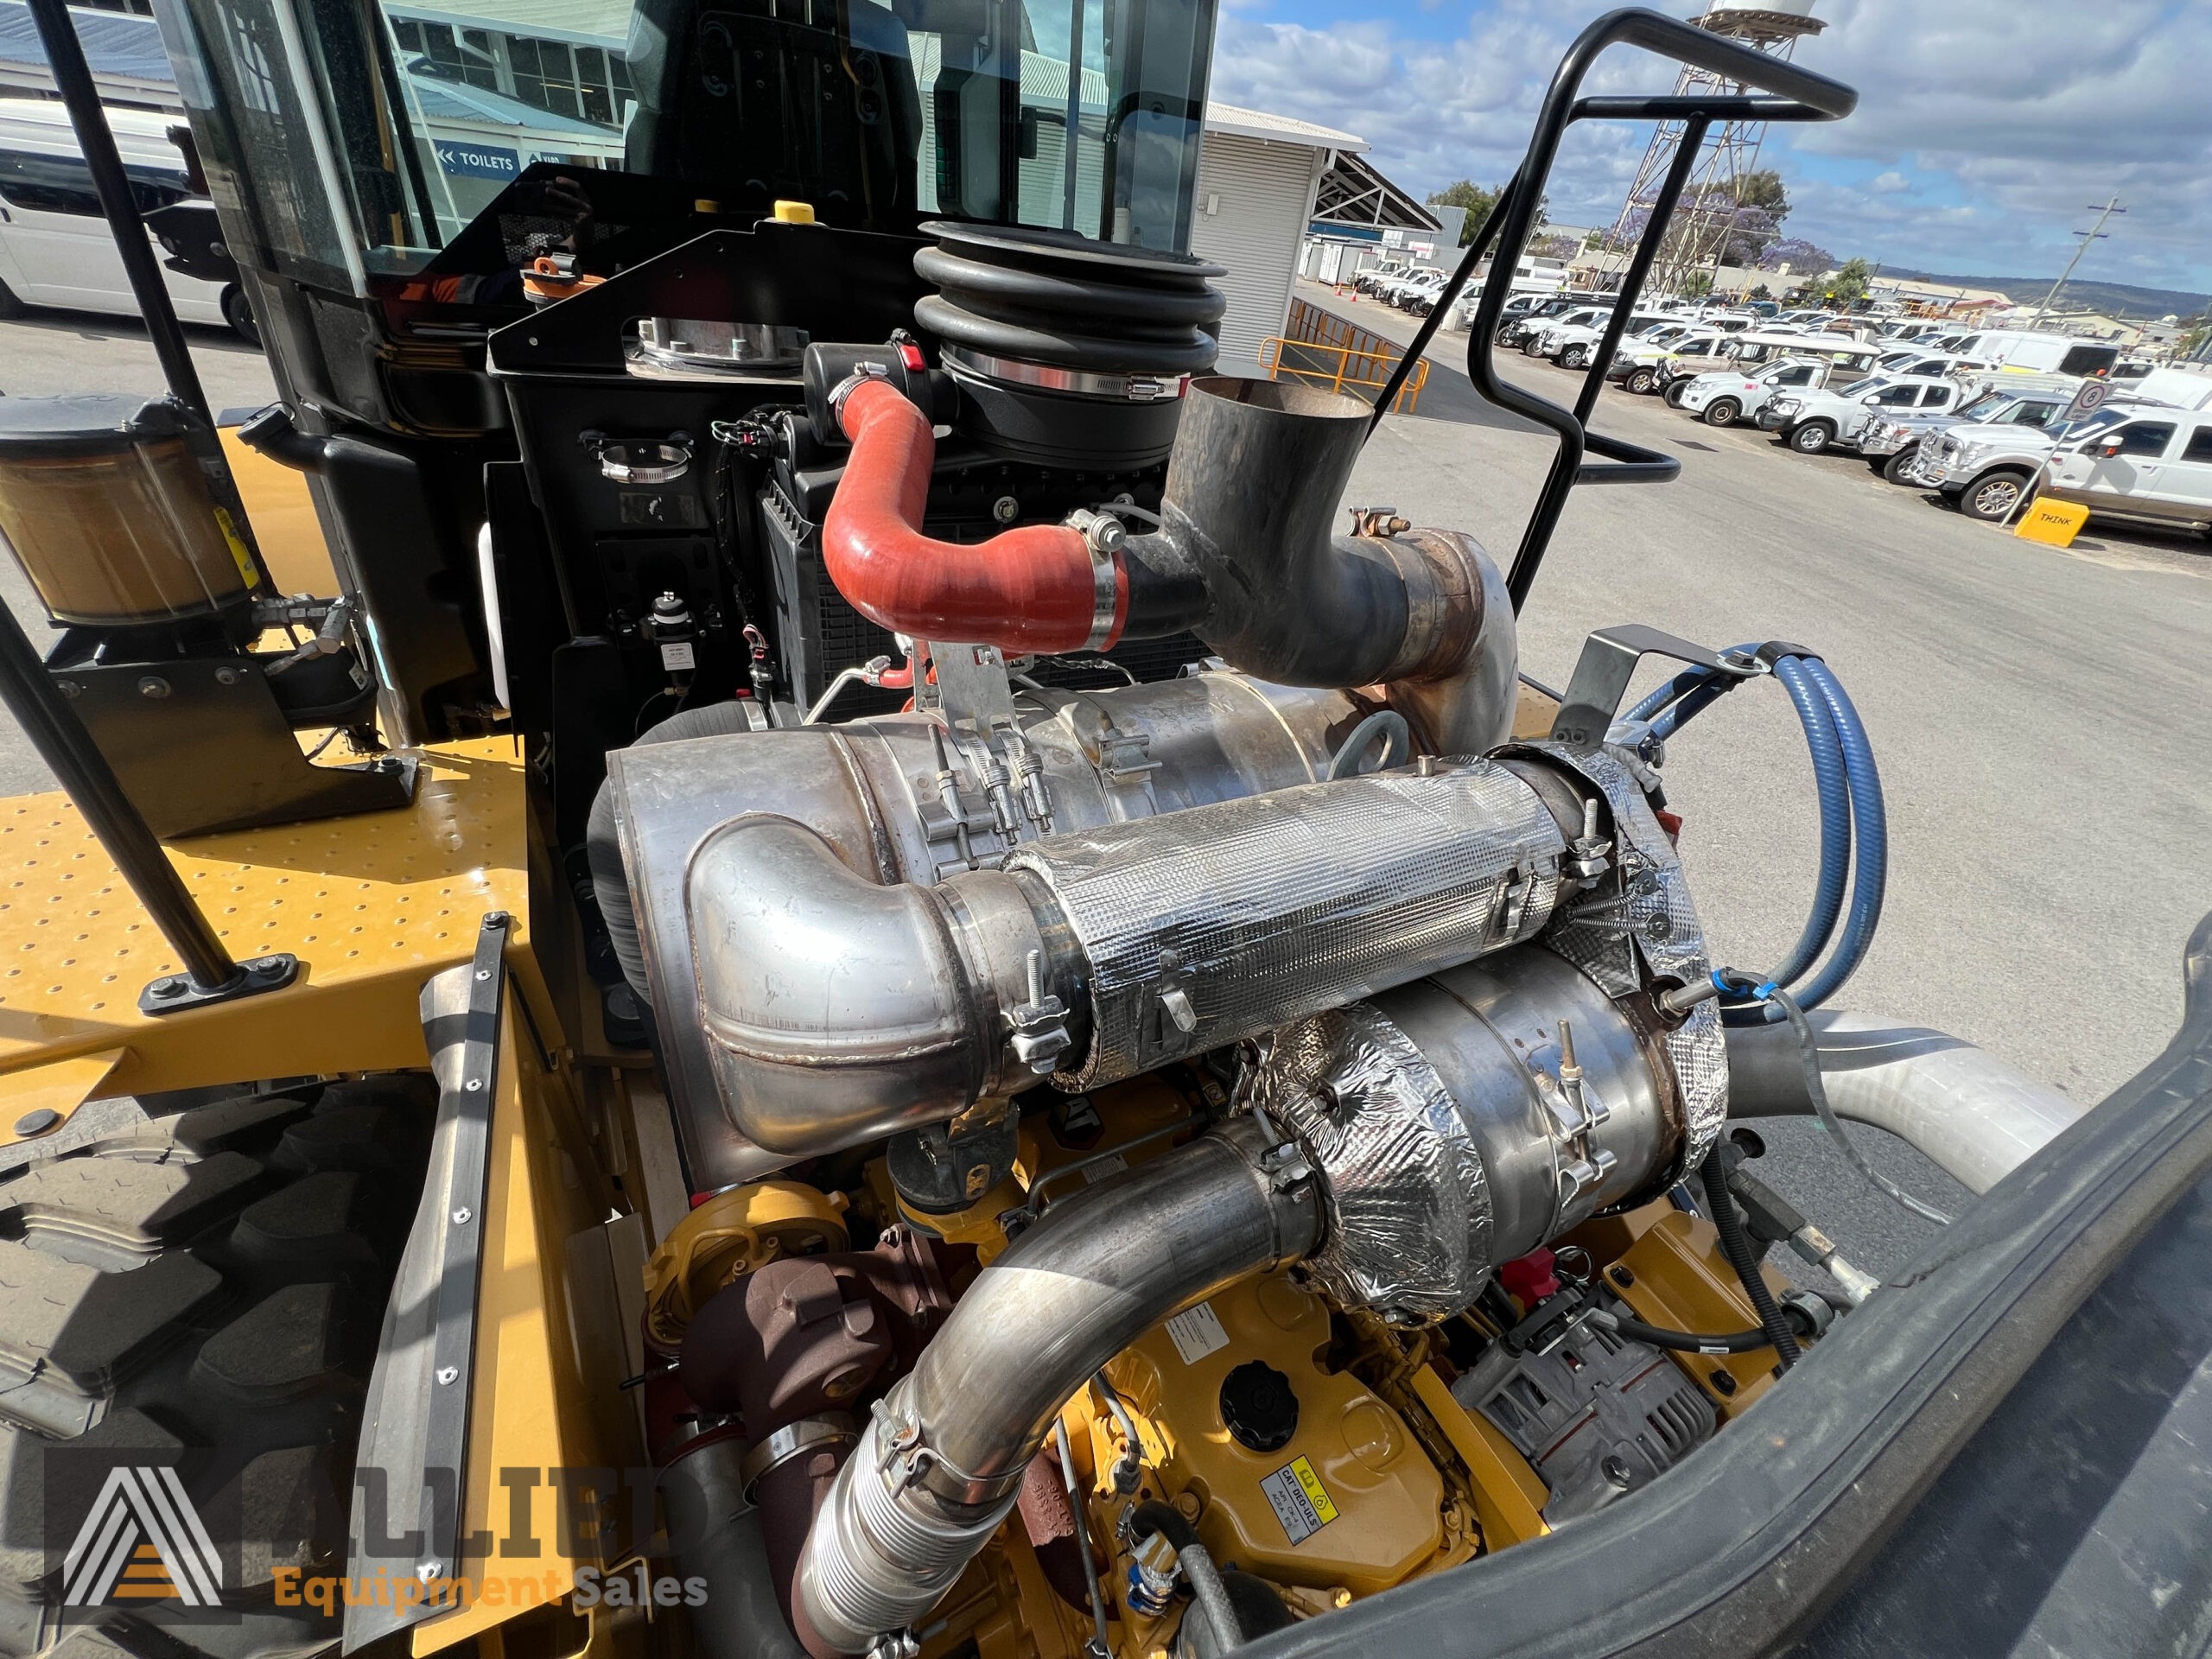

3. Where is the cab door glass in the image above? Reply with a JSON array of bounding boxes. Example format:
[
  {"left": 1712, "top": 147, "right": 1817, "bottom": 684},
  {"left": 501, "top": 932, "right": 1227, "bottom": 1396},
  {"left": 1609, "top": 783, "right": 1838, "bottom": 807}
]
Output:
[
  {"left": 2181, "top": 426, "right": 2212, "bottom": 467},
  {"left": 2108, "top": 422, "right": 2175, "bottom": 458}
]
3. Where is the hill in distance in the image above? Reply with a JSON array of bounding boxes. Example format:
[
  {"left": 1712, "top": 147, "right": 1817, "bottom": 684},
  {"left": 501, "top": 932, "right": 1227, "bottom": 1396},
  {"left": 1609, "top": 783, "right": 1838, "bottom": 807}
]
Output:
[{"left": 1880, "top": 268, "right": 2209, "bottom": 321}]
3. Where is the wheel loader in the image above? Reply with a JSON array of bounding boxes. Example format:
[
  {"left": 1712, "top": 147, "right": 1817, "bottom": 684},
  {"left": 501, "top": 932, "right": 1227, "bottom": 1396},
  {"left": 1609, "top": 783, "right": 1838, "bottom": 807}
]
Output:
[{"left": 1, "top": 5, "right": 2209, "bottom": 1659}]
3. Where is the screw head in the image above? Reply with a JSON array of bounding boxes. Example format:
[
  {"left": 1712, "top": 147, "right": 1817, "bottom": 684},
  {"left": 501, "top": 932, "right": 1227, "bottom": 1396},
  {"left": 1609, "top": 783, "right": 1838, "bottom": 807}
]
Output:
[
  {"left": 485, "top": 911, "right": 509, "bottom": 927},
  {"left": 13, "top": 1108, "right": 60, "bottom": 1138},
  {"left": 1611, "top": 1264, "right": 1635, "bottom": 1287},
  {"left": 137, "top": 677, "right": 172, "bottom": 700},
  {"left": 992, "top": 495, "right": 1020, "bottom": 524},
  {"left": 451, "top": 1207, "right": 473, "bottom": 1225},
  {"left": 54, "top": 679, "right": 80, "bottom": 700},
  {"left": 463, "top": 1077, "right": 483, "bottom": 1092},
  {"left": 1711, "top": 1368, "right": 1737, "bottom": 1396},
  {"left": 214, "top": 667, "right": 243, "bottom": 687},
  {"left": 151, "top": 976, "right": 186, "bottom": 998},
  {"left": 435, "top": 1366, "right": 460, "bottom": 1385},
  {"left": 416, "top": 1562, "right": 442, "bottom": 1583},
  {"left": 1600, "top": 1454, "right": 1632, "bottom": 1489}
]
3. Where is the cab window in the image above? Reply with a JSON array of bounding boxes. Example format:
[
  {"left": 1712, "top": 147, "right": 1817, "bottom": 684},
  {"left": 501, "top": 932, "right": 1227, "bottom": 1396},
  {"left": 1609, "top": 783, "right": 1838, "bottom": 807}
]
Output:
[
  {"left": 1866, "top": 385, "right": 1917, "bottom": 407},
  {"left": 2180, "top": 425, "right": 2212, "bottom": 465},
  {"left": 2101, "top": 422, "right": 2175, "bottom": 457},
  {"left": 2007, "top": 401, "right": 2060, "bottom": 427},
  {"left": 1767, "top": 363, "right": 1817, "bottom": 386},
  {"left": 0, "top": 148, "right": 194, "bottom": 215},
  {"left": 1918, "top": 385, "right": 1955, "bottom": 408}
]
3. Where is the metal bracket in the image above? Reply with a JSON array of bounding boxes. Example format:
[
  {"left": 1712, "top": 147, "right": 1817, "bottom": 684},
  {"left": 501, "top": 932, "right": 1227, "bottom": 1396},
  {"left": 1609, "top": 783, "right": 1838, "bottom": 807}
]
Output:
[
  {"left": 138, "top": 951, "right": 299, "bottom": 1015},
  {"left": 414, "top": 911, "right": 510, "bottom": 1586},
  {"left": 1549, "top": 625, "right": 1764, "bottom": 750}
]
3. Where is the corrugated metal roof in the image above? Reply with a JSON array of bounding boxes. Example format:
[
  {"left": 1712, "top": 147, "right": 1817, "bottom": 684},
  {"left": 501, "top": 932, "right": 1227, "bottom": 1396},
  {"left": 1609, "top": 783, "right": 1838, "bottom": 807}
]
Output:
[
  {"left": 395, "top": 0, "right": 629, "bottom": 47},
  {"left": 1204, "top": 101, "right": 1364, "bottom": 153},
  {"left": 0, "top": 0, "right": 177, "bottom": 94}
]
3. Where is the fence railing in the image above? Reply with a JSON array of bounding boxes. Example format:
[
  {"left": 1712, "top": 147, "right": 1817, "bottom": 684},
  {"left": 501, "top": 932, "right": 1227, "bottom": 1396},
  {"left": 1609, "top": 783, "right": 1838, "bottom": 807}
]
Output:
[{"left": 1260, "top": 299, "right": 1430, "bottom": 414}]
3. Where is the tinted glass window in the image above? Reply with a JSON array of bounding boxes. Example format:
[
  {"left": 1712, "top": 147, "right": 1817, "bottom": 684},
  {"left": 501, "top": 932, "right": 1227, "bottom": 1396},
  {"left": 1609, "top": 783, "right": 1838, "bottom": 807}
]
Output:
[
  {"left": 1869, "top": 385, "right": 1916, "bottom": 406},
  {"left": 1770, "top": 364, "right": 1816, "bottom": 385},
  {"left": 2009, "top": 401, "right": 2060, "bottom": 427},
  {"left": 1920, "top": 385, "right": 1955, "bottom": 407},
  {"left": 2180, "top": 426, "right": 2212, "bottom": 465},
  {"left": 2108, "top": 422, "right": 2175, "bottom": 457},
  {"left": 0, "top": 148, "right": 190, "bottom": 215}
]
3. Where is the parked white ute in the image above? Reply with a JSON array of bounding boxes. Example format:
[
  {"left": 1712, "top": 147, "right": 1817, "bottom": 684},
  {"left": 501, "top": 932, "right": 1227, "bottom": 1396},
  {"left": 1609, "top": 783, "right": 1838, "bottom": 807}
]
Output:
[
  {"left": 1672, "top": 356, "right": 1828, "bottom": 428},
  {"left": 1756, "top": 375, "right": 1964, "bottom": 454}
]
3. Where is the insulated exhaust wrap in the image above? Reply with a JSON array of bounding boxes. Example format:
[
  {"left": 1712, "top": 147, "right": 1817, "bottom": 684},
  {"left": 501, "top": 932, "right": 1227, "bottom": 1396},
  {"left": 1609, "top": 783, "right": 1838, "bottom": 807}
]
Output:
[{"left": 1007, "top": 760, "right": 1567, "bottom": 1086}]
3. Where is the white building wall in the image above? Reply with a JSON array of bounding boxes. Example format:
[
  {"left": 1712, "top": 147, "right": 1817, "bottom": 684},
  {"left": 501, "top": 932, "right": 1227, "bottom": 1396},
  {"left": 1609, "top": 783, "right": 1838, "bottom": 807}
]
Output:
[{"left": 1188, "top": 131, "right": 1327, "bottom": 371}]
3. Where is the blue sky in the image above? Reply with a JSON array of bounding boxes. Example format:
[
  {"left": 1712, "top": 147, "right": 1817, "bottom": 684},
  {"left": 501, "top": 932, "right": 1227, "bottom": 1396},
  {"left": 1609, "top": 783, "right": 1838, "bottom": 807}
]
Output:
[{"left": 1207, "top": 0, "right": 2212, "bottom": 299}]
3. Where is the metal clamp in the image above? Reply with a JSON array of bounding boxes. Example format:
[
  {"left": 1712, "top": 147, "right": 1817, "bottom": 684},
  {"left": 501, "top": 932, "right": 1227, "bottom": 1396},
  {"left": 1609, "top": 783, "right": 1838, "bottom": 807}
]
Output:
[
  {"left": 1549, "top": 624, "right": 1765, "bottom": 749},
  {"left": 583, "top": 432, "right": 692, "bottom": 484},
  {"left": 740, "top": 1414, "right": 858, "bottom": 1497}
]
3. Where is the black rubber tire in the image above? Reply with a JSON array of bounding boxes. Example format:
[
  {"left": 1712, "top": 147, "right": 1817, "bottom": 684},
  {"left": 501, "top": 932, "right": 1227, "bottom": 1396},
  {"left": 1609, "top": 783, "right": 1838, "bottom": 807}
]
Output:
[
  {"left": 1626, "top": 367, "right": 1656, "bottom": 395},
  {"left": 219, "top": 288, "right": 259, "bottom": 349},
  {"left": 1521, "top": 339, "right": 1546, "bottom": 357},
  {"left": 1664, "top": 380, "right": 1691, "bottom": 408},
  {"left": 1959, "top": 468, "right": 2032, "bottom": 522},
  {"left": 1702, "top": 397, "right": 1740, "bottom": 428},
  {"left": 1789, "top": 421, "right": 1835, "bottom": 454},
  {"left": 0, "top": 278, "right": 23, "bottom": 321},
  {"left": 1866, "top": 455, "right": 1890, "bottom": 475},
  {"left": 1560, "top": 345, "right": 1590, "bottom": 370},
  {"left": 1881, "top": 445, "right": 1921, "bottom": 485},
  {"left": 0, "top": 1077, "right": 434, "bottom": 1659}
]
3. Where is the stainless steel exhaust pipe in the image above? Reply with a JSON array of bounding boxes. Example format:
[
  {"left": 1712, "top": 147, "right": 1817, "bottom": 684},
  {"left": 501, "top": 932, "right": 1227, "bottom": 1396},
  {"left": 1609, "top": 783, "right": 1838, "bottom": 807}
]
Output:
[
  {"left": 1725, "top": 1010, "right": 2084, "bottom": 1194},
  {"left": 793, "top": 1117, "right": 1319, "bottom": 1653}
]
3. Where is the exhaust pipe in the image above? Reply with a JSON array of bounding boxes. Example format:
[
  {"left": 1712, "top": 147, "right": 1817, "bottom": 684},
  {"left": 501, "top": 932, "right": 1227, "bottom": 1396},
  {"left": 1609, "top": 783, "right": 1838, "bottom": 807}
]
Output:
[
  {"left": 817, "top": 377, "right": 1516, "bottom": 752},
  {"left": 793, "top": 1118, "right": 1320, "bottom": 1655},
  {"left": 1725, "top": 1011, "right": 2083, "bottom": 1195},
  {"left": 690, "top": 758, "right": 1577, "bottom": 1154}
]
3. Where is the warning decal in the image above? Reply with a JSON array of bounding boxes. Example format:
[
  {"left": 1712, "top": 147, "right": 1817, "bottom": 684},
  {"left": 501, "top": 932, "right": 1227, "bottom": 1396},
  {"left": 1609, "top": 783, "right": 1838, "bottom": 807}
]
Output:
[
  {"left": 1259, "top": 1456, "right": 1338, "bottom": 1545},
  {"left": 1164, "top": 1300, "right": 1230, "bottom": 1365}
]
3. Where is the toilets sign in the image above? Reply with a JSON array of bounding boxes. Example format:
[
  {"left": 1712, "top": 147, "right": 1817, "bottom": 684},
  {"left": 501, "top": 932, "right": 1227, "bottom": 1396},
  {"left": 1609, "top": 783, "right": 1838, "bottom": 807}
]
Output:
[{"left": 435, "top": 139, "right": 523, "bottom": 181}]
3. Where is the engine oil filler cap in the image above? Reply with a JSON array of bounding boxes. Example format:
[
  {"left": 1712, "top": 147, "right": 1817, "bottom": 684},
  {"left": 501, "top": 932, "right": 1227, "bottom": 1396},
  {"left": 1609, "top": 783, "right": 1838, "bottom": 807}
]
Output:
[{"left": 1220, "top": 1360, "right": 1299, "bottom": 1453}]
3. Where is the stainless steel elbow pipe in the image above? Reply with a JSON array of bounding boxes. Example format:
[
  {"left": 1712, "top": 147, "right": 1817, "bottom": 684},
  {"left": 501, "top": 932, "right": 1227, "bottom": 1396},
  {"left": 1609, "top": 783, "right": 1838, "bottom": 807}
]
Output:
[
  {"left": 793, "top": 1118, "right": 1320, "bottom": 1654},
  {"left": 1724, "top": 1011, "right": 2084, "bottom": 1194},
  {"left": 1122, "top": 378, "right": 1517, "bottom": 754},
  {"left": 690, "top": 759, "right": 1575, "bottom": 1154}
]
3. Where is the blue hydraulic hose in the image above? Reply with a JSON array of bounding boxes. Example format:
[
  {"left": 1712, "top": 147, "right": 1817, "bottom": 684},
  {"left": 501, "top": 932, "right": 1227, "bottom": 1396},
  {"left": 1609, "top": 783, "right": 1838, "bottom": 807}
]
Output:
[
  {"left": 1760, "top": 655, "right": 1853, "bottom": 992},
  {"left": 1784, "top": 656, "right": 1887, "bottom": 1011}
]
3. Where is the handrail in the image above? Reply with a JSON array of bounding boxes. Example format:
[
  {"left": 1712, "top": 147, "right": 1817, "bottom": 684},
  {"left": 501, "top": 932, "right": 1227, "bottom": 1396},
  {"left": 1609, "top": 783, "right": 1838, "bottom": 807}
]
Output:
[
  {"left": 1262, "top": 334, "right": 1429, "bottom": 415},
  {"left": 1386, "top": 6, "right": 1856, "bottom": 612}
]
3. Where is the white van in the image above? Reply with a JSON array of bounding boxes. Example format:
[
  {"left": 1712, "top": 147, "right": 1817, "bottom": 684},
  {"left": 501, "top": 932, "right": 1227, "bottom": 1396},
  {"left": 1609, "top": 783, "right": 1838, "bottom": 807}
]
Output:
[
  {"left": 1948, "top": 330, "right": 2120, "bottom": 378},
  {"left": 0, "top": 97, "right": 254, "bottom": 341}
]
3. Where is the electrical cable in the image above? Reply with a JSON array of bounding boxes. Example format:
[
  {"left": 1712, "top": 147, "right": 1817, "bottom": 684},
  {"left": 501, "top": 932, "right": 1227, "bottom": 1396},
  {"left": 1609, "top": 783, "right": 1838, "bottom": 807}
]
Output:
[
  {"left": 1699, "top": 1154, "right": 1801, "bottom": 1370},
  {"left": 1090, "top": 1371, "right": 1146, "bottom": 1492},
  {"left": 1763, "top": 982, "right": 1953, "bottom": 1227},
  {"left": 1591, "top": 1308, "right": 1779, "bottom": 1355}
]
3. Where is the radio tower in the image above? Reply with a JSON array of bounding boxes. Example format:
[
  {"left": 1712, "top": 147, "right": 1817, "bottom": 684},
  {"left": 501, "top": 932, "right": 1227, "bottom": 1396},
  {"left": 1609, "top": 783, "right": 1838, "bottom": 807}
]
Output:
[{"left": 1601, "top": 2, "right": 1825, "bottom": 296}]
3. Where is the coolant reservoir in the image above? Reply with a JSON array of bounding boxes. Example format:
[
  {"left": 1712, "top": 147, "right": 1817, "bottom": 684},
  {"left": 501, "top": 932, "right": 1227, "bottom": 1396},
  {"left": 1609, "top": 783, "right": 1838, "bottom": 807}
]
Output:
[
  {"left": 1106, "top": 1272, "right": 1445, "bottom": 1594},
  {"left": 0, "top": 394, "right": 255, "bottom": 627}
]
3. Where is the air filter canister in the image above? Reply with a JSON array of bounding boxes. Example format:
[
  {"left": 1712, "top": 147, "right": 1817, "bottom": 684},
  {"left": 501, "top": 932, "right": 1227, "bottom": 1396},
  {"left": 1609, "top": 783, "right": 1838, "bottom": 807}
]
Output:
[
  {"left": 0, "top": 395, "right": 254, "bottom": 627},
  {"left": 913, "top": 220, "right": 1225, "bottom": 466}
]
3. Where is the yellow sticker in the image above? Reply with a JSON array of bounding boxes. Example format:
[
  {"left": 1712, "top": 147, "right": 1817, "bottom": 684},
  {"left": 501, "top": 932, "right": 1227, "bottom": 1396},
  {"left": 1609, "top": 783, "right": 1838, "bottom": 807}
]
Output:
[
  {"left": 215, "top": 507, "right": 263, "bottom": 588},
  {"left": 1259, "top": 1455, "right": 1338, "bottom": 1543},
  {"left": 2012, "top": 496, "right": 2088, "bottom": 549}
]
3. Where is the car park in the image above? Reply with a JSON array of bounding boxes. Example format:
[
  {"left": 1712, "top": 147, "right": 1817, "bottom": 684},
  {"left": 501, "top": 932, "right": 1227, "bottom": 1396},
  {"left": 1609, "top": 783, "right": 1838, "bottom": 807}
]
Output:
[
  {"left": 0, "top": 96, "right": 257, "bottom": 341},
  {"left": 1536, "top": 308, "right": 1673, "bottom": 369},
  {"left": 1404, "top": 271, "right": 1456, "bottom": 315},
  {"left": 1860, "top": 382, "right": 2077, "bottom": 483},
  {"left": 1611, "top": 327, "right": 1731, "bottom": 393},
  {"left": 1355, "top": 260, "right": 1412, "bottom": 296},
  {"left": 1758, "top": 374, "right": 1963, "bottom": 454},
  {"left": 1662, "top": 331, "right": 1878, "bottom": 404}
]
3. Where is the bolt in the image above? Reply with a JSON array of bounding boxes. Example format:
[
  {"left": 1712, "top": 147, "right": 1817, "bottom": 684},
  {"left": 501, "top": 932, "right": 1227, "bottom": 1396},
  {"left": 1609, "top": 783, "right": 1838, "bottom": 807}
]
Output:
[
  {"left": 992, "top": 495, "right": 1020, "bottom": 524},
  {"left": 137, "top": 676, "right": 171, "bottom": 700},
  {"left": 474, "top": 969, "right": 493, "bottom": 982},
  {"left": 436, "top": 1366, "right": 460, "bottom": 1385},
  {"left": 55, "top": 680, "right": 79, "bottom": 700},
  {"left": 451, "top": 1207, "right": 473, "bottom": 1225},
  {"left": 464, "top": 1078, "right": 483, "bottom": 1092},
  {"left": 214, "top": 667, "right": 243, "bottom": 686},
  {"left": 13, "top": 1108, "right": 60, "bottom": 1138},
  {"left": 417, "top": 1562, "right": 442, "bottom": 1583},
  {"left": 1710, "top": 1368, "right": 1737, "bottom": 1396},
  {"left": 485, "top": 911, "right": 509, "bottom": 927},
  {"left": 1610, "top": 1264, "right": 1635, "bottom": 1287},
  {"left": 150, "top": 976, "right": 186, "bottom": 999},
  {"left": 1600, "top": 1454, "right": 1632, "bottom": 1489}
]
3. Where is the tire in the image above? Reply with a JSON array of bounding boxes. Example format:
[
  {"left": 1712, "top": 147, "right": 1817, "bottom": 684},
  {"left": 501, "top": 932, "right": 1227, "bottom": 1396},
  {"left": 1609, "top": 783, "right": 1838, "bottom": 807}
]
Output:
[
  {"left": 1561, "top": 345, "right": 1590, "bottom": 370},
  {"left": 1626, "top": 367, "right": 1656, "bottom": 395},
  {"left": 1701, "top": 398, "right": 1740, "bottom": 428},
  {"left": 0, "top": 1077, "right": 434, "bottom": 1659},
  {"left": 1789, "top": 421, "right": 1835, "bottom": 454},
  {"left": 220, "top": 287, "right": 260, "bottom": 349},
  {"left": 1959, "top": 468, "right": 2032, "bottom": 523},
  {"left": 1664, "top": 381, "right": 1691, "bottom": 408},
  {"left": 0, "top": 278, "right": 23, "bottom": 321},
  {"left": 1866, "top": 456, "right": 1890, "bottom": 475},
  {"left": 1521, "top": 339, "right": 1546, "bottom": 357},
  {"left": 1881, "top": 445, "right": 1921, "bottom": 485}
]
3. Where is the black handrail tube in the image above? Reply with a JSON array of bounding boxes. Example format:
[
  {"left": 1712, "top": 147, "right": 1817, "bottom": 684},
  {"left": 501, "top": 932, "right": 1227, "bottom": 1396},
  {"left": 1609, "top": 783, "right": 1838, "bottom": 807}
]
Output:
[
  {"left": 0, "top": 600, "right": 238, "bottom": 990},
  {"left": 1572, "top": 114, "right": 1707, "bottom": 428},
  {"left": 1363, "top": 170, "right": 1520, "bottom": 437}
]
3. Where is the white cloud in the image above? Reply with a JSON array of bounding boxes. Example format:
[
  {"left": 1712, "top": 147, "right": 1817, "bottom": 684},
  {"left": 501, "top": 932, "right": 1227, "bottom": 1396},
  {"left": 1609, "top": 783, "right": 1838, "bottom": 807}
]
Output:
[{"left": 1206, "top": 0, "right": 2212, "bottom": 293}]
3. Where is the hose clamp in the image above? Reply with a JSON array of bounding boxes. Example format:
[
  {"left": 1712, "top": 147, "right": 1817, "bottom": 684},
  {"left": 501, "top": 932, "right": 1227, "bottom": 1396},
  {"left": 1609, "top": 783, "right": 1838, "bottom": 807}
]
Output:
[
  {"left": 826, "top": 364, "right": 893, "bottom": 424},
  {"left": 1065, "top": 510, "right": 1124, "bottom": 652},
  {"left": 740, "top": 1413, "right": 858, "bottom": 1497}
]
